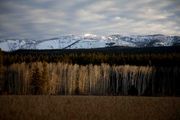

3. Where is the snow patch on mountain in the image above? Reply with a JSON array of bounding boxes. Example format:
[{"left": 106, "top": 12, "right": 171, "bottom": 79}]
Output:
[{"left": 0, "top": 34, "right": 179, "bottom": 51}]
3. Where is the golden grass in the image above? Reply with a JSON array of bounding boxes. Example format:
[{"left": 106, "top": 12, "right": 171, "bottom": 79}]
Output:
[{"left": 0, "top": 96, "right": 180, "bottom": 120}]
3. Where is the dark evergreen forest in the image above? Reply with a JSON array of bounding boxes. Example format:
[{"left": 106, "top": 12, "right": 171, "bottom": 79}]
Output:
[{"left": 2, "top": 46, "right": 180, "bottom": 66}]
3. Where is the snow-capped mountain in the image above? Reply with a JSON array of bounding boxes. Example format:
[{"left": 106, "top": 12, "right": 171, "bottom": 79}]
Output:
[{"left": 0, "top": 34, "right": 180, "bottom": 51}]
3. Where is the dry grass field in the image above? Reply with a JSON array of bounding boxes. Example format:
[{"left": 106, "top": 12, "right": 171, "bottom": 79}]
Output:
[{"left": 0, "top": 96, "right": 180, "bottom": 120}]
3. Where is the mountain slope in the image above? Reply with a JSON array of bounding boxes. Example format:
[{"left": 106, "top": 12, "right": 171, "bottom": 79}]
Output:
[{"left": 0, "top": 34, "right": 180, "bottom": 51}]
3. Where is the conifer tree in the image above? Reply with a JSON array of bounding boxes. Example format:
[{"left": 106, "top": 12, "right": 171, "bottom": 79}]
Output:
[
  {"left": 0, "top": 49, "right": 3, "bottom": 94},
  {"left": 30, "top": 63, "right": 42, "bottom": 94},
  {"left": 0, "top": 49, "right": 3, "bottom": 76}
]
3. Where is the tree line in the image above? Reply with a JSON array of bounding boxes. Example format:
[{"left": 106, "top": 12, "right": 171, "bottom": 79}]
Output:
[{"left": 2, "top": 46, "right": 180, "bottom": 66}]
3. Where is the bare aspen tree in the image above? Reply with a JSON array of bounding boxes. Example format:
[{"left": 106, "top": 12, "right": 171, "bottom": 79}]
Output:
[
  {"left": 89, "top": 64, "right": 95, "bottom": 94},
  {"left": 41, "top": 62, "right": 50, "bottom": 94},
  {"left": 57, "top": 63, "right": 64, "bottom": 94},
  {"left": 79, "top": 65, "right": 87, "bottom": 94},
  {"left": 74, "top": 64, "right": 80, "bottom": 95}
]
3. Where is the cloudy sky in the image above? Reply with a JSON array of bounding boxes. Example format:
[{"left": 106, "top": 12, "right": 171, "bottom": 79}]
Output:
[{"left": 0, "top": 0, "right": 179, "bottom": 39}]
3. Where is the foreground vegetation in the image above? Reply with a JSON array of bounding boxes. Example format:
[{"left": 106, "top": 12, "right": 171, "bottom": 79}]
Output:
[
  {"left": 0, "top": 47, "right": 180, "bottom": 120},
  {"left": 0, "top": 46, "right": 180, "bottom": 96},
  {"left": 0, "top": 63, "right": 180, "bottom": 96},
  {"left": 0, "top": 96, "right": 179, "bottom": 120}
]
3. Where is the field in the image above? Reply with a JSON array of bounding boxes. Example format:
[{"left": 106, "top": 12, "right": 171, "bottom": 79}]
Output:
[{"left": 0, "top": 96, "right": 180, "bottom": 120}]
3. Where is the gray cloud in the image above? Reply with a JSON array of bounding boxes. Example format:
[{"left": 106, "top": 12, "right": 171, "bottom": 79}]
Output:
[{"left": 0, "top": 0, "right": 179, "bottom": 39}]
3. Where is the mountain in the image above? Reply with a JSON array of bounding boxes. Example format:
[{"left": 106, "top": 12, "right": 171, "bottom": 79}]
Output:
[{"left": 0, "top": 34, "right": 180, "bottom": 51}]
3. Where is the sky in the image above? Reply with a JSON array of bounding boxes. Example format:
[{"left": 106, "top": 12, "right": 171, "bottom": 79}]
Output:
[{"left": 0, "top": 0, "right": 179, "bottom": 39}]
